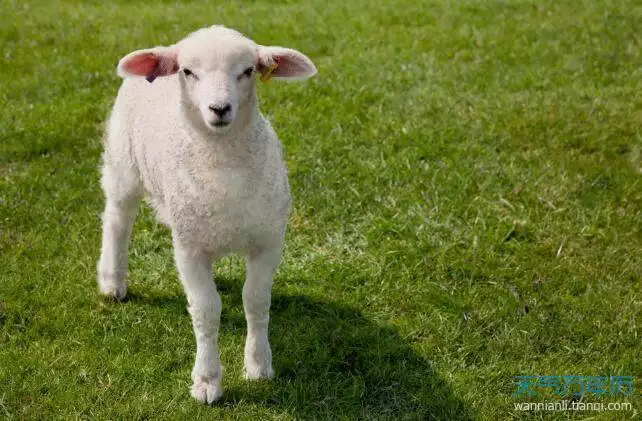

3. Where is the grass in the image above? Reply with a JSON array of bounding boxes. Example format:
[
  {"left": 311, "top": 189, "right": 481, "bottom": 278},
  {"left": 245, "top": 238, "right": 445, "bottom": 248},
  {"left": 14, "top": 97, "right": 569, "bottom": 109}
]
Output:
[{"left": 0, "top": 0, "right": 640, "bottom": 419}]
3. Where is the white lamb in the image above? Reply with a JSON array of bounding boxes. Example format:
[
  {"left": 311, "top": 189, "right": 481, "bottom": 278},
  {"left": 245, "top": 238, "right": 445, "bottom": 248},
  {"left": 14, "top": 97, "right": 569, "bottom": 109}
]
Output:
[{"left": 97, "top": 25, "right": 317, "bottom": 404}]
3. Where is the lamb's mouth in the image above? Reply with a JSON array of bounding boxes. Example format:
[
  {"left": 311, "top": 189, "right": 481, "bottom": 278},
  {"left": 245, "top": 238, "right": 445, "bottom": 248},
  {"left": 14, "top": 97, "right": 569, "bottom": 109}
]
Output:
[{"left": 211, "top": 121, "right": 230, "bottom": 128}]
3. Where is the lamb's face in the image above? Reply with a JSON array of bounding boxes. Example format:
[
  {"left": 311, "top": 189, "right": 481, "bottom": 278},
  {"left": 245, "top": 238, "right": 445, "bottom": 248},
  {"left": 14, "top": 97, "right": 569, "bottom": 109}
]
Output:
[
  {"left": 117, "top": 25, "right": 317, "bottom": 134},
  {"left": 177, "top": 31, "right": 259, "bottom": 132}
]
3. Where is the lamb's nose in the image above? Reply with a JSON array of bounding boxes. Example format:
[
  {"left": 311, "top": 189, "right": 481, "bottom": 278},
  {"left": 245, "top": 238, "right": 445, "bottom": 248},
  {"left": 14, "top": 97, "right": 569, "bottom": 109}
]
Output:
[{"left": 209, "top": 103, "right": 231, "bottom": 117}]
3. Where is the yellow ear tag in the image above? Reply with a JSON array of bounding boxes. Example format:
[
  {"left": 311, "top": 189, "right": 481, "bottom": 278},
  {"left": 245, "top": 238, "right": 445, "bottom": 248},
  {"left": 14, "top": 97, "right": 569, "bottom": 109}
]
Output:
[{"left": 260, "top": 62, "right": 278, "bottom": 83}]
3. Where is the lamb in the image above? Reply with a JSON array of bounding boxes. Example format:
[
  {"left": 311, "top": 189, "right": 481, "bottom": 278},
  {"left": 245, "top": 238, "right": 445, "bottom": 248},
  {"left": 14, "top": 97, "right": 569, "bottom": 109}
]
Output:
[{"left": 97, "top": 25, "right": 317, "bottom": 404}]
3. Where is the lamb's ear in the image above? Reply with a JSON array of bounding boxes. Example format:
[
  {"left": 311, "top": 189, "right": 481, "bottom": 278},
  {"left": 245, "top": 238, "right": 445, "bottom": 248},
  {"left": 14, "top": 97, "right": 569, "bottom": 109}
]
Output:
[
  {"left": 257, "top": 46, "right": 317, "bottom": 81},
  {"left": 117, "top": 46, "right": 179, "bottom": 83}
]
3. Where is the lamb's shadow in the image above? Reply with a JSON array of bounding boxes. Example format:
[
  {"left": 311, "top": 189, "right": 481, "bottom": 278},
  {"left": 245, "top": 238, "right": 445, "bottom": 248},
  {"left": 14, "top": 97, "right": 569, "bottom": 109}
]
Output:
[{"left": 213, "top": 277, "right": 472, "bottom": 420}]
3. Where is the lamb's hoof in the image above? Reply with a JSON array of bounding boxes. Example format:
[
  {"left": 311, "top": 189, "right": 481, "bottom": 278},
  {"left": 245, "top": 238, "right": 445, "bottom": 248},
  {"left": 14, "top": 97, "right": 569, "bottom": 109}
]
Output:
[
  {"left": 191, "top": 376, "right": 223, "bottom": 404},
  {"left": 98, "top": 276, "right": 127, "bottom": 301},
  {"left": 244, "top": 364, "right": 274, "bottom": 380}
]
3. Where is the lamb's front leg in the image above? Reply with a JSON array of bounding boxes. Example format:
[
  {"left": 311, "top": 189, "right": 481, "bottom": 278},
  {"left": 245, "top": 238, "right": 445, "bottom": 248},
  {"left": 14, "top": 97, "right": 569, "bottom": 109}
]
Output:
[
  {"left": 173, "top": 242, "right": 223, "bottom": 404},
  {"left": 243, "top": 247, "right": 282, "bottom": 379}
]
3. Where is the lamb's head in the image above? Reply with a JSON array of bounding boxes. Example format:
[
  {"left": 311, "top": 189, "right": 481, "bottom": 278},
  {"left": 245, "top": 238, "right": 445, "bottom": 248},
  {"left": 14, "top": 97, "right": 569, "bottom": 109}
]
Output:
[{"left": 117, "top": 25, "right": 317, "bottom": 132}]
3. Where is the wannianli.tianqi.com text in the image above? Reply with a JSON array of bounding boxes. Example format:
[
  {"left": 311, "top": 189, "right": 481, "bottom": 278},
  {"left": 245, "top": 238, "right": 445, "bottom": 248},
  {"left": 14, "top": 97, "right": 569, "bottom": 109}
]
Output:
[{"left": 514, "top": 401, "right": 633, "bottom": 412}]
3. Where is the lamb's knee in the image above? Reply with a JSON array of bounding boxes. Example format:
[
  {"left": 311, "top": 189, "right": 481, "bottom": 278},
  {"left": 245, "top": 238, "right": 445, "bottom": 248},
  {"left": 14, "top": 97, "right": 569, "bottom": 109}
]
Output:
[
  {"left": 243, "top": 281, "right": 271, "bottom": 308},
  {"left": 188, "top": 293, "right": 222, "bottom": 334},
  {"left": 100, "top": 162, "right": 142, "bottom": 204},
  {"left": 102, "top": 201, "right": 137, "bottom": 225}
]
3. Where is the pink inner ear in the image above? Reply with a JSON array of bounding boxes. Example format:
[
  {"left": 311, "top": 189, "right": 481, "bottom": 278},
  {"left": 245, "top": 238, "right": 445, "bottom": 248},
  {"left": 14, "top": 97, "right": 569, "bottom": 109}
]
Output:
[
  {"left": 271, "top": 55, "right": 307, "bottom": 78},
  {"left": 121, "top": 53, "right": 159, "bottom": 77},
  {"left": 258, "top": 47, "right": 316, "bottom": 79},
  {"left": 120, "top": 49, "right": 179, "bottom": 82}
]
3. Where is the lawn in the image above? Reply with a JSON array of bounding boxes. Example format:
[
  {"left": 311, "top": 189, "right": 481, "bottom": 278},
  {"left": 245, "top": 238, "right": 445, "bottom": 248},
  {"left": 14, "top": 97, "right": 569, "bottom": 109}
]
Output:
[{"left": 0, "top": 0, "right": 640, "bottom": 419}]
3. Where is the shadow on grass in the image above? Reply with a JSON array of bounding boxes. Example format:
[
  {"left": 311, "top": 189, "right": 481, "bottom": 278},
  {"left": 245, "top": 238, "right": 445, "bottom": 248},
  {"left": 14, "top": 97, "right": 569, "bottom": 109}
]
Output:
[{"left": 130, "top": 278, "right": 471, "bottom": 420}]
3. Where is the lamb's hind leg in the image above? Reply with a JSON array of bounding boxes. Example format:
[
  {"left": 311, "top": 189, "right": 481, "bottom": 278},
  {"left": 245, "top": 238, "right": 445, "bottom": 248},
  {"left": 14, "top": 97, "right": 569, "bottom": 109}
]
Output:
[{"left": 97, "top": 162, "right": 141, "bottom": 300}]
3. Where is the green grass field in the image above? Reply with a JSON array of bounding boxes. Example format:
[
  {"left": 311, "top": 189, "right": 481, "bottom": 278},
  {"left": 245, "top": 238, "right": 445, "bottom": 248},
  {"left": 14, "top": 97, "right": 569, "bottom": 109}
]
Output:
[{"left": 1, "top": 0, "right": 640, "bottom": 419}]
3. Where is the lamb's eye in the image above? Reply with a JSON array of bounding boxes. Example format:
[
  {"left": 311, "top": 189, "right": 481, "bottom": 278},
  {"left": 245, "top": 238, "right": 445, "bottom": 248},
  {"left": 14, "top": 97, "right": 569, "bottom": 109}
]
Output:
[
  {"left": 242, "top": 67, "right": 253, "bottom": 77},
  {"left": 183, "top": 68, "right": 194, "bottom": 77}
]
